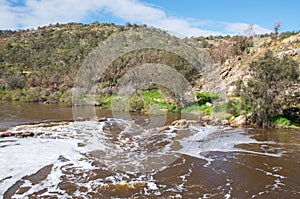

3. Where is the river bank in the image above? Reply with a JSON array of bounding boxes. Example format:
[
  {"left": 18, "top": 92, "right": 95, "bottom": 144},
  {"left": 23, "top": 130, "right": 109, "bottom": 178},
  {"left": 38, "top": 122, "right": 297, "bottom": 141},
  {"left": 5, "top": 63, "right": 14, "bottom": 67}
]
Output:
[
  {"left": 0, "top": 99, "right": 299, "bottom": 132},
  {"left": 0, "top": 103, "right": 299, "bottom": 198}
]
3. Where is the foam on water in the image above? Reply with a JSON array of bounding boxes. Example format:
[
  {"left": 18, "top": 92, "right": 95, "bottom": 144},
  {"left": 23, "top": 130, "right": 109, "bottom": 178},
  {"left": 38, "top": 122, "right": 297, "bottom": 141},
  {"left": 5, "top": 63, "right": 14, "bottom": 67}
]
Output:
[
  {"left": 0, "top": 120, "right": 291, "bottom": 197},
  {"left": 0, "top": 136, "right": 88, "bottom": 196},
  {"left": 178, "top": 125, "right": 284, "bottom": 160}
]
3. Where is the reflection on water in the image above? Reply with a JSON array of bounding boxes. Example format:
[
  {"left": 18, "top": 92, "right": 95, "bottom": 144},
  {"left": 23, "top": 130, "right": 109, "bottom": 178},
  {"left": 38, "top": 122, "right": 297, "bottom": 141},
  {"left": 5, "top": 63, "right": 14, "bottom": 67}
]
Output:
[
  {"left": 0, "top": 102, "right": 299, "bottom": 198},
  {"left": 0, "top": 102, "right": 73, "bottom": 130},
  {"left": 0, "top": 102, "right": 184, "bottom": 131}
]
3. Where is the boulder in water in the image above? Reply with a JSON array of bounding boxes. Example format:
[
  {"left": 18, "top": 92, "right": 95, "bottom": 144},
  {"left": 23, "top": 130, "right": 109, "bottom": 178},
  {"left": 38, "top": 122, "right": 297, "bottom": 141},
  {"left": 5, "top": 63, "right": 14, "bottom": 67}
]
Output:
[
  {"left": 172, "top": 119, "right": 190, "bottom": 128},
  {"left": 93, "top": 116, "right": 107, "bottom": 122},
  {"left": 231, "top": 115, "right": 246, "bottom": 127},
  {"left": 201, "top": 115, "right": 213, "bottom": 121},
  {"left": 221, "top": 119, "right": 229, "bottom": 125}
]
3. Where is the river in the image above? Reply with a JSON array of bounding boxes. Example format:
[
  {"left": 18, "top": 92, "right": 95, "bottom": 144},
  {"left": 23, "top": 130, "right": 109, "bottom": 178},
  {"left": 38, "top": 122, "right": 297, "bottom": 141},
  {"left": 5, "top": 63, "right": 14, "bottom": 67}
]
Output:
[{"left": 0, "top": 102, "right": 299, "bottom": 198}]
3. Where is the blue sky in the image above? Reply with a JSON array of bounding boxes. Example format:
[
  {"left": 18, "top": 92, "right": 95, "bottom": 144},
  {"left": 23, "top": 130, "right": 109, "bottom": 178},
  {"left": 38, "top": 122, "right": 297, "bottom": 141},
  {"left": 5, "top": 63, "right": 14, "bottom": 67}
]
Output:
[
  {"left": 1, "top": 0, "right": 299, "bottom": 37},
  {"left": 144, "top": 0, "right": 299, "bottom": 32}
]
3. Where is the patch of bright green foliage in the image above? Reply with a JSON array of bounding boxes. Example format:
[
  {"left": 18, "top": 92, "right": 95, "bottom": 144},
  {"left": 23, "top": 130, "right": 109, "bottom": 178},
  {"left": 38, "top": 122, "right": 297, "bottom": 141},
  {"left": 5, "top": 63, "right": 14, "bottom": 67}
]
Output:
[
  {"left": 226, "top": 99, "right": 251, "bottom": 117},
  {"left": 195, "top": 92, "right": 219, "bottom": 105},
  {"left": 141, "top": 89, "right": 178, "bottom": 112},
  {"left": 273, "top": 115, "right": 299, "bottom": 128},
  {"left": 274, "top": 117, "right": 291, "bottom": 126},
  {"left": 95, "top": 94, "right": 113, "bottom": 108},
  {"left": 182, "top": 92, "right": 222, "bottom": 115},
  {"left": 93, "top": 88, "right": 178, "bottom": 112},
  {"left": 270, "top": 115, "right": 299, "bottom": 128},
  {"left": 181, "top": 104, "right": 212, "bottom": 115}
]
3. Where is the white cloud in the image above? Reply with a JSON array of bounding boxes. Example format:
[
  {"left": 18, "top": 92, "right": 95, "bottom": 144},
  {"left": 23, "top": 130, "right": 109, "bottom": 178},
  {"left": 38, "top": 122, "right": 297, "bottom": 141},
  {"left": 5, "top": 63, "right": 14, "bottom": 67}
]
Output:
[
  {"left": 0, "top": 0, "right": 19, "bottom": 29},
  {"left": 222, "top": 22, "right": 272, "bottom": 35},
  {"left": 0, "top": 0, "right": 272, "bottom": 37},
  {"left": 104, "top": 0, "right": 166, "bottom": 22},
  {"left": 13, "top": 0, "right": 105, "bottom": 28}
]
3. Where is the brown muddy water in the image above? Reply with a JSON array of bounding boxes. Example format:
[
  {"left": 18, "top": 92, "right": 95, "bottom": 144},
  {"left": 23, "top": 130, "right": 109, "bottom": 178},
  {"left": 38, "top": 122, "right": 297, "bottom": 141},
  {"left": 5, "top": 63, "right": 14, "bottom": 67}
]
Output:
[{"left": 0, "top": 102, "right": 299, "bottom": 198}]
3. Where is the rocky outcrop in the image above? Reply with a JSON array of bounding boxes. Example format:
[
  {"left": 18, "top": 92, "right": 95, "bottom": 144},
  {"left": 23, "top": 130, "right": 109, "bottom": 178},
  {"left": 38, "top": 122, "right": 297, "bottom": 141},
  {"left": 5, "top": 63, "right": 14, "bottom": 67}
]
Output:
[
  {"left": 282, "top": 33, "right": 300, "bottom": 44},
  {"left": 277, "top": 48, "right": 300, "bottom": 58}
]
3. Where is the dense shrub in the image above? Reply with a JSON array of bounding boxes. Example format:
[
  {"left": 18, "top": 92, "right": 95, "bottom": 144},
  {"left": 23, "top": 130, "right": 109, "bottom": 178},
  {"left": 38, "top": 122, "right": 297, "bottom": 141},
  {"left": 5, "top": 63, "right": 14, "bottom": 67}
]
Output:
[{"left": 241, "top": 51, "right": 299, "bottom": 128}]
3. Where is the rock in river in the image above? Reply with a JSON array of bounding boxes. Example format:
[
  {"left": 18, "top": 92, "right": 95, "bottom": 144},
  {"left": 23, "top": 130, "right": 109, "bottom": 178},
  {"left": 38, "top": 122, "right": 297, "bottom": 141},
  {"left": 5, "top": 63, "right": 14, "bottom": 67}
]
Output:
[{"left": 172, "top": 119, "right": 190, "bottom": 128}]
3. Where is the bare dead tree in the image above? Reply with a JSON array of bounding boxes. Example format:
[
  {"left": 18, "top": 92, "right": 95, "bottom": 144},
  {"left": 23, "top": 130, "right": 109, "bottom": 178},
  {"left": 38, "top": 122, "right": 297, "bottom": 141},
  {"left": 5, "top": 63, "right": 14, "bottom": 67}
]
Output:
[
  {"left": 274, "top": 20, "right": 282, "bottom": 34},
  {"left": 244, "top": 24, "right": 255, "bottom": 37}
]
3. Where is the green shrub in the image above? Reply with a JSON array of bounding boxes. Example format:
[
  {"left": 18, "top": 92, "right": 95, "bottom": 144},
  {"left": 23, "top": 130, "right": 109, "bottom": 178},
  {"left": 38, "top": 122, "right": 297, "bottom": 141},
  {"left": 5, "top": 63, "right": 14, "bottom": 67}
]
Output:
[
  {"left": 274, "top": 117, "right": 291, "bottom": 126},
  {"left": 99, "top": 94, "right": 112, "bottom": 108},
  {"left": 200, "top": 105, "right": 213, "bottom": 115},
  {"left": 167, "top": 104, "right": 178, "bottom": 112},
  {"left": 59, "top": 91, "right": 73, "bottom": 106},
  {"left": 181, "top": 104, "right": 212, "bottom": 115},
  {"left": 241, "top": 51, "right": 299, "bottom": 128},
  {"left": 55, "top": 92, "right": 63, "bottom": 100},
  {"left": 20, "top": 88, "right": 40, "bottom": 102},
  {"left": 195, "top": 92, "right": 211, "bottom": 105},
  {"left": 195, "top": 92, "right": 220, "bottom": 105},
  {"left": 11, "top": 90, "right": 23, "bottom": 101},
  {"left": 226, "top": 100, "right": 243, "bottom": 117},
  {"left": 142, "top": 89, "right": 162, "bottom": 103},
  {"left": 142, "top": 89, "right": 178, "bottom": 112},
  {"left": 130, "top": 94, "right": 145, "bottom": 112}
]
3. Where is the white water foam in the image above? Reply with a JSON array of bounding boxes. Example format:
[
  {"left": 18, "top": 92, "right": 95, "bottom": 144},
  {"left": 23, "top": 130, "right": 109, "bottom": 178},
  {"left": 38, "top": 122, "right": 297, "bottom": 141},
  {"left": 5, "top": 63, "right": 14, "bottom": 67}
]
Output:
[
  {"left": 0, "top": 135, "right": 88, "bottom": 196},
  {"left": 0, "top": 120, "right": 288, "bottom": 197},
  {"left": 178, "top": 126, "right": 284, "bottom": 161}
]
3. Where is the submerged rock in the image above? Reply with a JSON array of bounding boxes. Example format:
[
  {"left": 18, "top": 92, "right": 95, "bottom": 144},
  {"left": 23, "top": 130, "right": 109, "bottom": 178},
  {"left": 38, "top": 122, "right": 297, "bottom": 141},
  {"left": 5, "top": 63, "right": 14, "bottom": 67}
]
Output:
[
  {"left": 16, "top": 132, "right": 34, "bottom": 138},
  {"left": 0, "top": 132, "right": 14, "bottom": 138},
  {"left": 0, "top": 131, "right": 34, "bottom": 138},
  {"left": 93, "top": 181, "right": 147, "bottom": 197}
]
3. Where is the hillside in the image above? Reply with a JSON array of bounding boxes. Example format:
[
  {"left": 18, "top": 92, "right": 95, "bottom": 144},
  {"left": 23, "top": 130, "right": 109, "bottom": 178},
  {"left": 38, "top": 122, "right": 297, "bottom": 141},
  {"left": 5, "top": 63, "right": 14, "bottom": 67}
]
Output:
[
  {"left": 210, "top": 32, "right": 300, "bottom": 97},
  {"left": 0, "top": 23, "right": 299, "bottom": 117},
  {"left": 0, "top": 22, "right": 126, "bottom": 102},
  {"left": 0, "top": 23, "right": 207, "bottom": 103}
]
